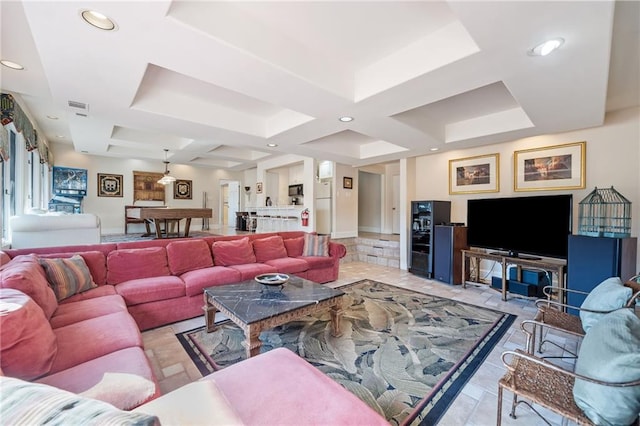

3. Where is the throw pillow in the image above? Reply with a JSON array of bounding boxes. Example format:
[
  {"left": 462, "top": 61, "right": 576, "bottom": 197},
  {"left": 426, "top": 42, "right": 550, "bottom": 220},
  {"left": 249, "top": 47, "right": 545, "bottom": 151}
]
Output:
[
  {"left": 106, "top": 247, "right": 170, "bottom": 285},
  {"left": 212, "top": 237, "right": 256, "bottom": 266},
  {"left": 284, "top": 237, "right": 304, "bottom": 257},
  {"left": 0, "top": 376, "right": 159, "bottom": 425},
  {"left": 252, "top": 236, "right": 288, "bottom": 262},
  {"left": 573, "top": 308, "right": 640, "bottom": 426},
  {"left": 0, "top": 288, "right": 57, "bottom": 380},
  {"left": 0, "top": 254, "right": 59, "bottom": 319},
  {"left": 80, "top": 372, "right": 157, "bottom": 410},
  {"left": 580, "top": 277, "right": 632, "bottom": 332},
  {"left": 302, "top": 233, "right": 330, "bottom": 257},
  {"left": 166, "top": 239, "right": 213, "bottom": 275},
  {"left": 39, "top": 255, "right": 97, "bottom": 301}
]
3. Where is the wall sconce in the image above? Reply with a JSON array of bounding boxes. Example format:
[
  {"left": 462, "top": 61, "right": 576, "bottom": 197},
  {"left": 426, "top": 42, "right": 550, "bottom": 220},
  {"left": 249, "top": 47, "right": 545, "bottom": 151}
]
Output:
[{"left": 244, "top": 186, "right": 251, "bottom": 193}]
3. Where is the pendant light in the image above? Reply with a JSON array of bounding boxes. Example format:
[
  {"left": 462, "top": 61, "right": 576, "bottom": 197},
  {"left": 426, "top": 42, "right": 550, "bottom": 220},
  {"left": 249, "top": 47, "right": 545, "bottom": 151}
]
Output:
[{"left": 157, "top": 149, "right": 176, "bottom": 185}]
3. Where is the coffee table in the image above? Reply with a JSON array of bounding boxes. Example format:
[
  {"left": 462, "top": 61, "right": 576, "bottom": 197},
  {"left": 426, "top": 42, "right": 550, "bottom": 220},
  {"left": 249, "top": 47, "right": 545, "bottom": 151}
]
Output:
[{"left": 203, "top": 276, "right": 345, "bottom": 359}]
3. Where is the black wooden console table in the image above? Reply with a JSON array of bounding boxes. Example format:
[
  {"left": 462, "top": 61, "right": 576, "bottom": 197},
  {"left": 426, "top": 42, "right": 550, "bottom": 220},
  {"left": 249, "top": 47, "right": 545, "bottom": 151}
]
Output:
[{"left": 461, "top": 250, "right": 566, "bottom": 302}]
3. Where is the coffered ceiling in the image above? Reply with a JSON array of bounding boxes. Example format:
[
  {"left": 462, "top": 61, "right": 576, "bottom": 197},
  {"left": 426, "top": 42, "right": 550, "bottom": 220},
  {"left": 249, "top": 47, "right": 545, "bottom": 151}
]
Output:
[{"left": 1, "top": 1, "right": 638, "bottom": 170}]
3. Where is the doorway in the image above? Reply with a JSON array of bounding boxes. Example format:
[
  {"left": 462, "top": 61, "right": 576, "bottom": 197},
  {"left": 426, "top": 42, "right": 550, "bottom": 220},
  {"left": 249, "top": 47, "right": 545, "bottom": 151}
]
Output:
[{"left": 219, "top": 180, "right": 240, "bottom": 228}]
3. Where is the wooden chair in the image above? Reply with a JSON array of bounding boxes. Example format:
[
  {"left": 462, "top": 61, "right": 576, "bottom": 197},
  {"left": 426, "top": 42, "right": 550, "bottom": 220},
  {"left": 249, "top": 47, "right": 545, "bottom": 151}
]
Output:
[
  {"left": 528, "top": 277, "right": 640, "bottom": 357},
  {"left": 497, "top": 349, "right": 640, "bottom": 425}
]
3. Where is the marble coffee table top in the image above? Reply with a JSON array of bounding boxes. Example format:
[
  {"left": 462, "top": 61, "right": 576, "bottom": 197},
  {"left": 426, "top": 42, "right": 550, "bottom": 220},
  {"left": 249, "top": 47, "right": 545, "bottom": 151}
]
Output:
[{"left": 204, "top": 276, "right": 345, "bottom": 325}]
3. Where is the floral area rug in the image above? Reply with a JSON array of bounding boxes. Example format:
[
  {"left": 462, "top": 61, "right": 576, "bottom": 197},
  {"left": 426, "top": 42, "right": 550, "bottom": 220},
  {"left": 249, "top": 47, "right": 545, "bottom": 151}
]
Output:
[{"left": 177, "top": 279, "right": 515, "bottom": 425}]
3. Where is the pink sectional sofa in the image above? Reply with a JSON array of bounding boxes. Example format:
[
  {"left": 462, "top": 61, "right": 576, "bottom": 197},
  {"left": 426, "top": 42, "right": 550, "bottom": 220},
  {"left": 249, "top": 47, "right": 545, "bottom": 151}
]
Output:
[{"left": 0, "top": 231, "right": 346, "bottom": 408}]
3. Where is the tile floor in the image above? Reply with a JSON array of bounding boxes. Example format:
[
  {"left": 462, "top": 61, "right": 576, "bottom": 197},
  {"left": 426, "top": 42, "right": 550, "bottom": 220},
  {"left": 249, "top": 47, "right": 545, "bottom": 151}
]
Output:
[{"left": 142, "top": 255, "right": 582, "bottom": 426}]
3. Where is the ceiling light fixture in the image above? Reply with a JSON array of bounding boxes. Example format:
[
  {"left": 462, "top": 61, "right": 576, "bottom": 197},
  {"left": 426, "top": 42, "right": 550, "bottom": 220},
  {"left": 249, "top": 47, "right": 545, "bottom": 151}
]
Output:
[
  {"left": 80, "top": 9, "right": 117, "bottom": 31},
  {"left": 47, "top": 115, "right": 59, "bottom": 120},
  {"left": 430, "top": 147, "right": 439, "bottom": 152},
  {"left": 528, "top": 38, "right": 564, "bottom": 56},
  {"left": 157, "top": 149, "right": 176, "bottom": 185},
  {"left": 267, "top": 143, "right": 278, "bottom": 147},
  {"left": 339, "top": 116, "right": 354, "bottom": 122},
  {"left": 0, "top": 60, "right": 24, "bottom": 70}
]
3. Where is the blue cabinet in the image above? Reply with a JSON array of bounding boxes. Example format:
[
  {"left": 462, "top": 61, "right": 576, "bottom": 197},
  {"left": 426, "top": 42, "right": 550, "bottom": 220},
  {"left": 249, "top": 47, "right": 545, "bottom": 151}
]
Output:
[{"left": 567, "top": 235, "right": 637, "bottom": 314}]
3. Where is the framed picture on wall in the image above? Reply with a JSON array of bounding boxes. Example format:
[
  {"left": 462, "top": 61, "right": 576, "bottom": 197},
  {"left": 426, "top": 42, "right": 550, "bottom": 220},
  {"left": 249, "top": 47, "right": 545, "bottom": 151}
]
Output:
[
  {"left": 173, "top": 179, "right": 192, "bottom": 199},
  {"left": 256, "top": 182, "right": 263, "bottom": 194},
  {"left": 449, "top": 153, "right": 500, "bottom": 194},
  {"left": 97, "top": 173, "right": 123, "bottom": 197},
  {"left": 343, "top": 176, "right": 353, "bottom": 189},
  {"left": 514, "top": 141, "right": 586, "bottom": 191}
]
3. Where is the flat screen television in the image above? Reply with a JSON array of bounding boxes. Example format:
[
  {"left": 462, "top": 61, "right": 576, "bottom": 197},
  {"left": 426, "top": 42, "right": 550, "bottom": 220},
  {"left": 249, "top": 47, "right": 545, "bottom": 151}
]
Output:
[{"left": 466, "top": 194, "right": 572, "bottom": 259}]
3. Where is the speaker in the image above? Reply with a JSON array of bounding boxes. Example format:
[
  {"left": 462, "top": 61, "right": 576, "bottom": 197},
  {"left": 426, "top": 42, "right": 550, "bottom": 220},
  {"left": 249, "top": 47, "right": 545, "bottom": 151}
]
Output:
[
  {"left": 567, "top": 235, "right": 637, "bottom": 314},
  {"left": 433, "top": 226, "right": 468, "bottom": 285}
]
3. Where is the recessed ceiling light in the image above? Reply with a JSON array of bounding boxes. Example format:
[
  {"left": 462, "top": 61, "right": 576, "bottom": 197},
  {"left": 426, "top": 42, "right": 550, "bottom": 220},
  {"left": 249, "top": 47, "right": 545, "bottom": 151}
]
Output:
[
  {"left": 56, "top": 135, "right": 65, "bottom": 138},
  {"left": 0, "top": 60, "right": 24, "bottom": 70},
  {"left": 267, "top": 143, "right": 278, "bottom": 147},
  {"left": 339, "top": 116, "right": 354, "bottom": 122},
  {"left": 47, "top": 115, "right": 59, "bottom": 120},
  {"left": 528, "top": 38, "right": 564, "bottom": 56},
  {"left": 80, "top": 9, "right": 117, "bottom": 31},
  {"left": 430, "top": 147, "right": 439, "bottom": 152}
]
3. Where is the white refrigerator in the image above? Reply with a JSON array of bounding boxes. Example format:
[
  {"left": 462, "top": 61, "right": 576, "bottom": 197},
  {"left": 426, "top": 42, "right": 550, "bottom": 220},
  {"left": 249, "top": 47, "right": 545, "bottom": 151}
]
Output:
[{"left": 315, "top": 181, "right": 332, "bottom": 235}]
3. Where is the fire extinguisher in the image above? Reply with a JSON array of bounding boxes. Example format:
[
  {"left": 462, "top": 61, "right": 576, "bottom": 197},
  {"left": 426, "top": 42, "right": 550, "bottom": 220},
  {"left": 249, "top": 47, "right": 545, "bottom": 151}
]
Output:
[{"left": 301, "top": 208, "right": 310, "bottom": 227}]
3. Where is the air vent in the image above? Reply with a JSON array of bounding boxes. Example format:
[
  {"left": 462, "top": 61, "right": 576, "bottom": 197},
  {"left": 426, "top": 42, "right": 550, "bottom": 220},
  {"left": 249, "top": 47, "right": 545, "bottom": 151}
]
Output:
[
  {"left": 75, "top": 112, "right": 88, "bottom": 117},
  {"left": 68, "top": 100, "right": 88, "bottom": 110}
]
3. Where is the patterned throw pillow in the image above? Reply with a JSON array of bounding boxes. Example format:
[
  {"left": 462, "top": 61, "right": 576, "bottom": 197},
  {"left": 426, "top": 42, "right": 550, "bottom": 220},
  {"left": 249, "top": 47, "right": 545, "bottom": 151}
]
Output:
[
  {"left": 0, "top": 376, "right": 159, "bottom": 426},
  {"left": 302, "top": 234, "right": 330, "bottom": 257},
  {"left": 39, "top": 255, "right": 97, "bottom": 301}
]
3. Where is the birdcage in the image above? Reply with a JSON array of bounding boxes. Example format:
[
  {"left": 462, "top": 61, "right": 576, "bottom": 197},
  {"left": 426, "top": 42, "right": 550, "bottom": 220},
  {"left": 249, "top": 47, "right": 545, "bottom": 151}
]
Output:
[{"left": 578, "top": 186, "right": 631, "bottom": 237}]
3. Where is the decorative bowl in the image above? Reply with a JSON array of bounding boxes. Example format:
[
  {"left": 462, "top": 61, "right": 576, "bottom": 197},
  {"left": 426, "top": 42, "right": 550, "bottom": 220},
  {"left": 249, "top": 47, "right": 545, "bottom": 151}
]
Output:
[{"left": 255, "top": 273, "right": 289, "bottom": 286}]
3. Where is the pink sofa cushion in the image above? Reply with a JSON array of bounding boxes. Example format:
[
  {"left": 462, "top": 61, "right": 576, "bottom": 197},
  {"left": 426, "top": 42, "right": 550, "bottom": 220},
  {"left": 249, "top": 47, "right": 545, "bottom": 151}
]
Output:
[
  {"left": 107, "top": 247, "right": 170, "bottom": 285},
  {"left": 166, "top": 240, "right": 213, "bottom": 275},
  {"left": 302, "top": 234, "right": 330, "bottom": 256},
  {"left": 263, "top": 257, "right": 309, "bottom": 274},
  {"left": 38, "top": 251, "right": 108, "bottom": 286},
  {"left": 0, "top": 288, "right": 57, "bottom": 380},
  {"left": 180, "top": 267, "right": 242, "bottom": 296},
  {"left": 50, "top": 294, "right": 128, "bottom": 329},
  {"left": 284, "top": 237, "right": 304, "bottom": 257},
  {"left": 228, "top": 263, "right": 277, "bottom": 281},
  {"left": 212, "top": 237, "right": 256, "bottom": 266},
  {"left": 38, "top": 255, "right": 98, "bottom": 301},
  {"left": 252, "top": 236, "right": 288, "bottom": 262},
  {"left": 0, "top": 254, "right": 58, "bottom": 319},
  {"left": 0, "top": 251, "right": 11, "bottom": 267},
  {"left": 115, "top": 276, "right": 186, "bottom": 306},
  {"left": 36, "top": 346, "right": 159, "bottom": 399},
  {"left": 298, "top": 256, "right": 334, "bottom": 269},
  {"left": 61, "top": 285, "right": 117, "bottom": 303},
  {"left": 49, "top": 311, "right": 143, "bottom": 374}
]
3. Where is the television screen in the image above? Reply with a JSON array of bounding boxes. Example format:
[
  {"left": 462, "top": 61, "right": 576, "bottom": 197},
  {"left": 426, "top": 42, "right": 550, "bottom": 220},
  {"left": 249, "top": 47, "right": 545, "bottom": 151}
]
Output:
[{"left": 467, "top": 194, "right": 572, "bottom": 259}]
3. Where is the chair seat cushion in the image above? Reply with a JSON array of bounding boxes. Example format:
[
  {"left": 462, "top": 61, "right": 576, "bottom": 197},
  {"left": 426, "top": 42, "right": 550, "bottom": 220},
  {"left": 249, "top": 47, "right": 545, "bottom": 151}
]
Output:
[{"left": 573, "top": 308, "right": 640, "bottom": 426}]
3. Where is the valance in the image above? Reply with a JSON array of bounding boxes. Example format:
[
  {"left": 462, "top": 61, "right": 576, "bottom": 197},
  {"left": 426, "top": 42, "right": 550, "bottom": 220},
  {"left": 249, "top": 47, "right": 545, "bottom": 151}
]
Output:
[{"left": 1, "top": 93, "right": 50, "bottom": 163}]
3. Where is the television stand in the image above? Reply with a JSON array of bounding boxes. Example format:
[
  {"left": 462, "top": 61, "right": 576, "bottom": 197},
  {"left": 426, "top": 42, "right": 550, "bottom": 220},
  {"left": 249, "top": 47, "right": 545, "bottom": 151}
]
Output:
[{"left": 461, "top": 250, "right": 566, "bottom": 302}]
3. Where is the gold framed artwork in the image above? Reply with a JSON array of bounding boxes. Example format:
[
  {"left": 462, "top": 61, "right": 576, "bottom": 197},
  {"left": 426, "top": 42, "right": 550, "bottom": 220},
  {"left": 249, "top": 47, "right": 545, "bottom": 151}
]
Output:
[
  {"left": 97, "top": 173, "right": 123, "bottom": 197},
  {"left": 173, "top": 179, "right": 192, "bottom": 199},
  {"left": 343, "top": 176, "right": 353, "bottom": 189},
  {"left": 256, "top": 182, "right": 263, "bottom": 194},
  {"left": 449, "top": 153, "right": 500, "bottom": 195},
  {"left": 514, "top": 141, "right": 586, "bottom": 192}
]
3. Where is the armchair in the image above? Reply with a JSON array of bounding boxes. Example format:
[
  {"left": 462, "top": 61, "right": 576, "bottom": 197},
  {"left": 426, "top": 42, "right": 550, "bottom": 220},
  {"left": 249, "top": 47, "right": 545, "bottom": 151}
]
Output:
[
  {"left": 497, "top": 349, "right": 640, "bottom": 425},
  {"left": 528, "top": 276, "right": 640, "bottom": 357}
]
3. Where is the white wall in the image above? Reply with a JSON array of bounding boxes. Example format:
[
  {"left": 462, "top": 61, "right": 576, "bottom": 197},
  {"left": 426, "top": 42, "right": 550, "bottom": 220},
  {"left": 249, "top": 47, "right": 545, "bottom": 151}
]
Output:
[
  {"left": 358, "top": 171, "right": 381, "bottom": 233},
  {"left": 334, "top": 163, "right": 358, "bottom": 238},
  {"left": 51, "top": 143, "right": 243, "bottom": 234},
  {"left": 410, "top": 107, "right": 640, "bottom": 271}
]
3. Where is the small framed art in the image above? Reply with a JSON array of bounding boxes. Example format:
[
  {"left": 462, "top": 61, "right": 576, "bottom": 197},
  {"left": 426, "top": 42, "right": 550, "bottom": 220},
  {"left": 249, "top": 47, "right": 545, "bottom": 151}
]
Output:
[
  {"left": 173, "top": 179, "right": 192, "bottom": 199},
  {"left": 343, "top": 176, "right": 353, "bottom": 189},
  {"left": 97, "top": 173, "right": 123, "bottom": 197},
  {"left": 256, "top": 182, "right": 263, "bottom": 194},
  {"left": 449, "top": 153, "right": 500, "bottom": 195},
  {"left": 514, "top": 141, "right": 586, "bottom": 192}
]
